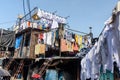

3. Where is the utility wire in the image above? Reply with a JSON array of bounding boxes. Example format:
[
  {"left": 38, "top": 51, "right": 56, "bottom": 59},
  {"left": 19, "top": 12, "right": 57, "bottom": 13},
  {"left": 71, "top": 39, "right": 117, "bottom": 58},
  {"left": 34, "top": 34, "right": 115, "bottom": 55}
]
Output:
[
  {"left": 27, "top": 0, "right": 32, "bottom": 21},
  {"left": 0, "top": 20, "right": 16, "bottom": 25},
  {"left": 66, "top": 27, "right": 89, "bottom": 35},
  {"left": 23, "top": 0, "right": 26, "bottom": 20},
  {"left": 65, "top": 24, "right": 88, "bottom": 35}
]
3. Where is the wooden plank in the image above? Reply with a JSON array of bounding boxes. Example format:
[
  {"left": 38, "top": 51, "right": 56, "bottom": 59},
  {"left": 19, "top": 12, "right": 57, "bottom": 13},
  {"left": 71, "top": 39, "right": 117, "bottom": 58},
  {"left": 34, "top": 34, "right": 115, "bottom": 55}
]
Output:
[{"left": 29, "top": 31, "right": 36, "bottom": 58}]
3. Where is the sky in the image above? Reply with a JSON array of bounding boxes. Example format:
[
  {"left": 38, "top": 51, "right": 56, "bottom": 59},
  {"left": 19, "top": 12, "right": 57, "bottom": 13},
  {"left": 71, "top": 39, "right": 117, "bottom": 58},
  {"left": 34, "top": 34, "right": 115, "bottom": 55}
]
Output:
[{"left": 0, "top": 0, "right": 118, "bottom": 37}]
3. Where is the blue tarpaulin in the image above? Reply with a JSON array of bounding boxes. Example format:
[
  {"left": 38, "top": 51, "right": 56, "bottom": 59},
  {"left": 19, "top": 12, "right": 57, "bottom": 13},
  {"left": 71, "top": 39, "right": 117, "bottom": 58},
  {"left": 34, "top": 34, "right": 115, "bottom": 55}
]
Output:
[{"left": 15, "top": 35, "right": 23, "bottom": 49}]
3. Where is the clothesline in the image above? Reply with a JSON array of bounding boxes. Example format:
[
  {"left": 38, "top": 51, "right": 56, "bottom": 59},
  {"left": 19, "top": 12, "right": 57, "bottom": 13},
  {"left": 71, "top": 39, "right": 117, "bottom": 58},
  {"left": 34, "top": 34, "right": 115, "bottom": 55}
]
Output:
[{"left": 65, "top": 27, "right": 88, "bottom": 35}]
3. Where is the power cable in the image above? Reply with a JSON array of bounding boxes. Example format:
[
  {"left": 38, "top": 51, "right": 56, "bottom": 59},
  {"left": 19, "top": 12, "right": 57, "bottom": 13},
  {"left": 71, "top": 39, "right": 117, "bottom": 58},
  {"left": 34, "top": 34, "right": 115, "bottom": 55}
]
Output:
[
  {"left": 27, "top": 0, "right": 32, "bottom": 21},
  {"left": 0, "top": 20, "right": 16, "bottom": 25},
  {"left": 23, "top": 0, "right": 26, "bottom": 20}
]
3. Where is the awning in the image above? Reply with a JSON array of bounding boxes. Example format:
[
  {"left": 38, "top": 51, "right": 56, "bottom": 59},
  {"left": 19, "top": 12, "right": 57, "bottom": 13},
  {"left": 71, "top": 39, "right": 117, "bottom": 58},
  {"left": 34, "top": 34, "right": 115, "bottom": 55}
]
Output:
[{"left": 0, "top": 29, "right": 15, "bottom": 48}]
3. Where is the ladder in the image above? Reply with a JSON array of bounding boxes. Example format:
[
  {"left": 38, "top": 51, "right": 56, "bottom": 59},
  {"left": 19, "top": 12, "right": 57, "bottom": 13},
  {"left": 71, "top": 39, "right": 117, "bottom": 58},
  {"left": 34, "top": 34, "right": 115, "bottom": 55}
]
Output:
[
  {"left": 4, "top": 58, "right": 14, "bottom": 70},
  {"left": 13, "top": 60, "right": 24, "bottom": 79},
  {"left": 32, "top": 58, "right": 53, "bottom": 79}
]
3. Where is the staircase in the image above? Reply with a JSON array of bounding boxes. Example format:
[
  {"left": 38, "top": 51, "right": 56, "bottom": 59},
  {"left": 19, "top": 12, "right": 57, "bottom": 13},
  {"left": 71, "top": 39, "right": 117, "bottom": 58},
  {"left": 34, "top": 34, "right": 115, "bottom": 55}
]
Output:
[
  {"left": 13, "top": 60, "right": 24, "bottom": 79},
  {"left": 32, "top": 58, "right": 53, "bottom": 79}
]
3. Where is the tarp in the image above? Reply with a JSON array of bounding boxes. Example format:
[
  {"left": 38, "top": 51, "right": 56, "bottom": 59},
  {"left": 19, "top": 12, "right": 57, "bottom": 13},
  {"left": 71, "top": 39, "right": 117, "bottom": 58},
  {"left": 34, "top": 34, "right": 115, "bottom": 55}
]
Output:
[
  {"left": 0, "top": 29, "right": 15, "bottom": 48},
  {"left": 15, "top": 35, "right": 23, "bottom": 49}
]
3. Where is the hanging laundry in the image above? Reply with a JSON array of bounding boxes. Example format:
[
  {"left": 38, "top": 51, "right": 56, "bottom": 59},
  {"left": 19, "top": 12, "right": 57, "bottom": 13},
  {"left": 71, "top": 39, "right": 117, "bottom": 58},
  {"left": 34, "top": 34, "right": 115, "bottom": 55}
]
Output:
[
  {"left": 51, "top": 20, "right": 59, "bottom": 29},
  {"left": 81, "top": 57, "right": 87, "bottom": 80},
  {"left": 35, "top": 44, "right": 40, "bottom": 55},
  {"left": 88, "top": 36, "right": 92, "bottom": 46},
  {"left": 73, "top": 42, "right": 79, "bottom": 51},
  {"left": 110, "top": 15, "right": 120, "bottom": 68},
  {"left": 67, "top": 40, "right": 73, "bottom": 52},
  {"left": 83, "top": 36, "right": 89, "bottom": 48},
  {"left": 32, "top": 22, "right": 38, "bottom": 28},
  {"left": 76, "top": 47, "right": 90, "bottom": 58},
  {"left": 80, "top": 6, "right": 120, "bottom": 80},
  {"left": 75, "top": 34, "right": 79, "bottom": 44},
  {"left": 45, "top": 23, "right": 48, "bottom": 27},
  {"left": 20, "top": 21, "right": 26, "bottom": 30},
  {"left": 43, "top": 32, "right": 47, "bottom": 44},
  {"left": 51, "top": 30, "right": 56, "bottom": 47},
  {"left": 35, "top": 44, "right": 46, "bottom": 55},
  {"left": 37, "top": 23, "right": 43, "bottom": 30},
  {"left": 42, "top": 24, "right": 46, "bottom": 30},
  {"left": 80, "top": 43, "right": 98, "bottom": 80},
  {"left": 54, "top": 29, "right": 59, "bottom": 47},
  {"left": 38, "top": 33, "right": 44, "bottom": 42},
  {"left": 46, "top": 32, "right": 52, "bottom": 45},
  {"left": 61, "top": 38, "right": 68, "bottom": 52},
  {"left": 56, "top": 29, "right": 59, "bottom": 39},
  {"left": 47, "top": 23, "right": 52, "bottom": 29},
  {"left": 102, "top": 23, "right": 115, "bottom": 72},
  {"left": 72, "top": 33, "right": 75, "bottom": 39},
  {"left": 64, "top": 30, "right": 73, "bottom": 41},
  {"left": 78, "top": 35, "right": 83, "bottom": 50},
  {"left": 99, "top": 65, "right": 114, "bottom": 80},
  {"left": 39, "top": 44, "right": 46, "bottom": 54}
]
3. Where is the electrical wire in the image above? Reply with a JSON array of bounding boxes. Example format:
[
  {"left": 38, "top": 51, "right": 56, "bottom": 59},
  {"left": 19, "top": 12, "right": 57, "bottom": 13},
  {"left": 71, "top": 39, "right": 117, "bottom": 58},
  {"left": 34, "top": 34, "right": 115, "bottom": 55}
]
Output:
[
  {"left": 65, "top": 27, "right": 88, "bottom": 35},
  {"left": 27, "top": 0, "right": 32, "bottom": 21},
  {"left": 27, "top": 0, "right": 31, "bottom": 13},
  {"left": 23, "top": 0, "right": 26, "bottom": 20},
  {"left": 0, "top": 20, "right": 15, "bottom": 25},
  {"left": 65, "top": 24, "right": 89, "bottom": 35}
]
